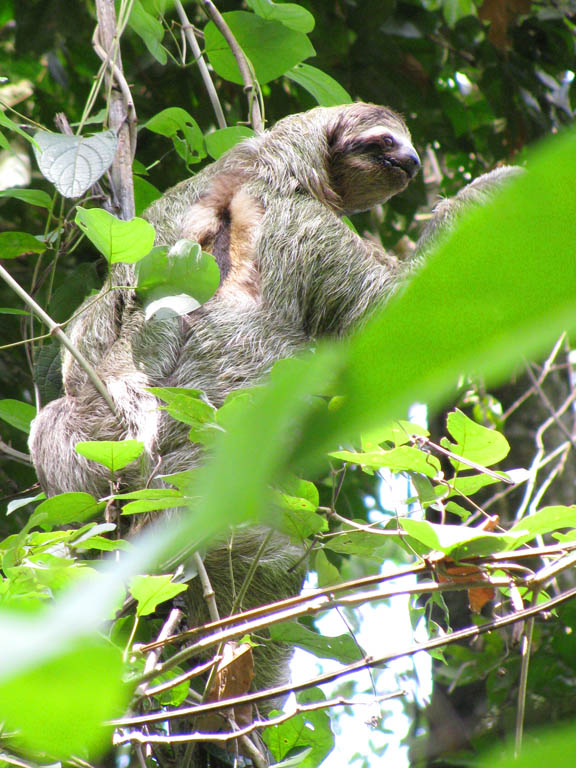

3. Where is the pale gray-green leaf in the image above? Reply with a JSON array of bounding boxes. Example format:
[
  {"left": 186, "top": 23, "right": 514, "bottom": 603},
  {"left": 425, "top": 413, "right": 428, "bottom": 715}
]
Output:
[{"left": 33, "top": 129, "right": 118, "bottom": 198}]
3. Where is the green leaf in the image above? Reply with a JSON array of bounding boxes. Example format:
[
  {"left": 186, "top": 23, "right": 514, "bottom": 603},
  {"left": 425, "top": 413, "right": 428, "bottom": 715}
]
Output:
[
  {"left": 0, "top": 188, "right": 52, "bottom": 208},
  {"left": 400, "top": 518, "right": 523, "bottom": 558},
  {"left": 0, "top": 398, "right": 36, "bottom": 432},
  {"left": 136, "top": 240, "right": 220, "bottom": 313},
  {"left": 0, "top": 110, "right": 37, "bottom": 144},
  {"left": 204, "top": 11, "right": 315, "bottom": 85},
  {"left": 508, "top": 506, "right": 576, "bottom": 546},
  {"left": 443, "top": 409, "right": 510, "bottom": 469},
  {"left": 121, "top": 496, "right": 184, "bottom": 516},
  {"left": 205, "top": 126, "right": 256, "bottom": 160},
  {"left": 30, "top": 493, "right": 104, "bottom": 531},
  {"left": 75, "top": 440, "right": 145, "bottom": 472},
  {"left": 150, "top": 666, "right": 190, "bottom": 706},
  {"left": 479, "top": 723, "right": 576, "bottom": 768},
  {"left": 361, "top": 419, "right": 429, "bottom": 450},
  {"left": 72, "top": 535, "right": 131, "bottom": 552},
  {"left": 314, "top": 549, "right": 341, "bottom": 586},
  {"left": 133, "top": 175, "right": 162, "bottom": 216},
  {"left": 270, "top": 622, "right": 361, "bottom": 663},
  {"left": 115, "top": 488, "right": 184, "bottom": 500},
  {"left": 33, "top": 129, "right": 118, "bottom": 198},
  {"left": 447, "top": 472, "right": 507, "bottom": 497},
  {"left": 323, "top": 528, "right": 389, "bottom": 558},
  {"left": 145, "top": 108, "right": 206, "bottom": 166},
  {"left": 330, "top": 445, "right": 441, "bottom": 478},
  {"left": 75, "top": 207, "right": 156, "bottom": 264},
  {"left": 0, "top": 632, "right": 129, "bottom": 759},
  {"left": 286, "top": 63, "right": 351, "bottom": 106},
  {"left": 130, "top": 574, "right": 187, "bottom": 616},
  {"left": 128, "top": 0, "right": 167, "bottom": 64},
  {"left": 48, "top": 262, "right": 99, "bottom": 323},
  {"left": 442, "top": 0, "right": 478, "bottom": 25},
  {"left": 0, "top": 231, "right": 45, "bottom": 259},
  {"left": 264, "top": 688, "right": 334, "bottom": 767},
  {"left": 245, "top": 0, "right": 315, "bottom": 32},
  {"left": 278, "top": 506, "right": 326, "bottom": 539}
]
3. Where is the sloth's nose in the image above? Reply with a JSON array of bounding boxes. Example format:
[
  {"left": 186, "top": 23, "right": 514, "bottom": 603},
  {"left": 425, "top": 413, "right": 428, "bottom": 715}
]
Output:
[{"left": 403, "top": 149, "right": 421, "bottom": 178}]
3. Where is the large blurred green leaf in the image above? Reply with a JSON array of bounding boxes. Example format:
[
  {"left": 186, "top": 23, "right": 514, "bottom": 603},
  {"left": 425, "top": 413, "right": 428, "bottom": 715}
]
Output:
[{"left": 0, "top": 624, "right": 129, "bottom": 759}]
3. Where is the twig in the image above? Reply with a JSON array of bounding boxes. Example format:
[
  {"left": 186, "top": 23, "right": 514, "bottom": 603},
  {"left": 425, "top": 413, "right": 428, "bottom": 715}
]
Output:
[
  {"left": 137, "top": 542, "right": 576, "bottom": 655},
  {"left": 193, "top": 551, "right": 220, "bottom": 622},
  {"left": 142, "top": 655, "right": 221, "bottom": 699},
  {"left": 0, "top": 438, "right": 31, "bottom": 465},
  {"left": 174, "top": 0, "right": 226, "bottom": 130},
  {"left": 0, "top": 264, "right": 116, "bottom": 414},
  {"left": 516, "top": 388, "right": 576, "bottom": 519},
  {"left": 502, "top": 334, "right": 565, "bottom": 421},
  {"left": 111, "top": 582, "right": 576, "bottom": 729},
  {"left": 199, "top": 0, "right": 263, "bottom": 133},
  {"left": 113, "top": 690, "right": 405, "bottom": 745},
  {"left": 231, "top": 528, "right": 274, "bottom": 614},
  {"left": 514, "top": 616, "right": 534, "bottom": 757},
  {"left": 134, "top": 575, "right": 518, "bottom": 685},
  {"left": 138, "top": 608, "right": 183, "bottom": 696}
]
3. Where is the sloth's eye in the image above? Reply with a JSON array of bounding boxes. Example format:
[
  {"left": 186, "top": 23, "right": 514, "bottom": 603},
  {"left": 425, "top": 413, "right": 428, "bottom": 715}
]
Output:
[{"left": 381, "top": 135, "right": 396, "bottom": 149}]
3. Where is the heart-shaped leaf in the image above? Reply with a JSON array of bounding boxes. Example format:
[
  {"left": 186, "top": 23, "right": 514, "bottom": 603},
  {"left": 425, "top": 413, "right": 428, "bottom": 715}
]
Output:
[{"left": 33, "top": 129, "right": 118, "bottom": 198}]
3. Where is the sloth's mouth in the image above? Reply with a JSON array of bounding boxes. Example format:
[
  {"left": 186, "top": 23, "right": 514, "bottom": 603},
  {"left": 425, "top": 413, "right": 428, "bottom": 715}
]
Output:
[{"left": 381, "top": 152, "right": 421, "bottom": 179}]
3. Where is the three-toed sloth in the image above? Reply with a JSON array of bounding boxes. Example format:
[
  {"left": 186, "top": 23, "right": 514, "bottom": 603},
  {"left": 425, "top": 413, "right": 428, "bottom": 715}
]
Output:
[{"left": 29, "top": 103, "right": 516, "bottom": 710}]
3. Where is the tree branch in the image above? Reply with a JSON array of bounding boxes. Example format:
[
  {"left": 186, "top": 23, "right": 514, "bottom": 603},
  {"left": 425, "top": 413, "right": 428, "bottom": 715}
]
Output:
[
  {"left": 174, "top": 0, "right": 226, "bottom": 130},
  {"left": 199, "top": 0, "right": 263, "bottom": 133},
  {"left": 0, "top": 264, "right": 117, "bottom": 414}
]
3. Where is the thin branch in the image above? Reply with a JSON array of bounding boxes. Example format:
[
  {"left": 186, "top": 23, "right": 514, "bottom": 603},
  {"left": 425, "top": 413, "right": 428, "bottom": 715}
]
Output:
[
  {"left": 0, "top": 264, "right": 116, "bottom": 414},
  {"left": 199, "top": 0, "right": 263, "bottom": 132},
  {"left": 193, "top": 551, "right": 220, "bottom": 623},
  {"left": 114, "top": 690, "right": 406, "bottom": 745},
  {"left": 137, "top": 542, "right": 576, "bottom": 656},
  {"left": 111, "top": 582, "right": 576, "bottom": 729},
  {"left": 142, "top": 655, "right": 221, "bottom": 699},
  {"left": 174, "top": 0, "right": 226, "bottom": 130},
  {"left": 138, "top": 608, "right": 183, "bottom": 696},
  {"left": 0, "top": 437, "right": 31, "bottom": 465},
  {"left": 134, "top": 575, "right": 518, "bottom": 687},
  {"left": 501, "top": 334, "right": 565, "bottom": 421},
  {"left": 515, "top": 616, "right": 534, "bottom": 757}
]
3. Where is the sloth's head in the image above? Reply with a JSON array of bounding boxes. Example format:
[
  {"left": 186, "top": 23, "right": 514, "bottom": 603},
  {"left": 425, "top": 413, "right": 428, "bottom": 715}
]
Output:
[
  {"left": 326, "top": 103, "right": 420, "bottom": 213},
  {"left": 241, "top": 103, "right": 420, "bottom": 215}
]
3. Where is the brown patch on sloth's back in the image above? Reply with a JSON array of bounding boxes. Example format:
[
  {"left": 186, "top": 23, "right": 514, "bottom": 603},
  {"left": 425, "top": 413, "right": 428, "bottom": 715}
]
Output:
[{"left": 181, "top": 173, "right": 263, "bottom": 302}]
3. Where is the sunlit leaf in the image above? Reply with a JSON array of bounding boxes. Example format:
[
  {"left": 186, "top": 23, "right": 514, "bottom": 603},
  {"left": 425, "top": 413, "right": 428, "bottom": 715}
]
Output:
[
  {"left": 130, "top": 574, "right": 187, "bottom": 616},
  {"left": 75, "top": 207, "right": 155, "bottom": 264},
  {"left": 75, "top": 440, "right": 145, "bottom": 472},
  {"left": 443, "top": 409, "right": 510, "bottom": 469}
]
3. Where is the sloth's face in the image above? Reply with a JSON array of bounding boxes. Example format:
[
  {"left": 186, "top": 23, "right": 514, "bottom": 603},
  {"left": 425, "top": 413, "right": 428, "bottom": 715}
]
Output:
[{"left": 328, "top": 105, "right": 420, "bottom": 214}]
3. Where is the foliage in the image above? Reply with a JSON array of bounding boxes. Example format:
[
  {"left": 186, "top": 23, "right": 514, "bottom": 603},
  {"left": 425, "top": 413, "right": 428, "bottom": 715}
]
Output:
[{"left": 0, "top": 1, "right": 575, "bottom": 768}]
